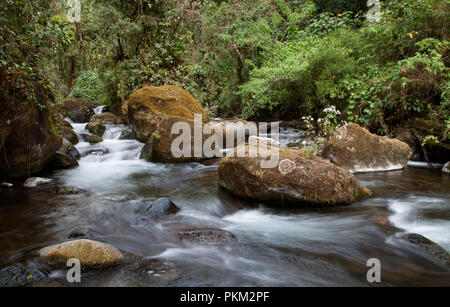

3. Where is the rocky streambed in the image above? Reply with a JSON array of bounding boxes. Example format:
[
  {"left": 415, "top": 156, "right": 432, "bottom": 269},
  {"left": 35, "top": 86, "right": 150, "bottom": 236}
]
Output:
[{"left": 0, "top": 113, "right": 449, "bottom": 286}]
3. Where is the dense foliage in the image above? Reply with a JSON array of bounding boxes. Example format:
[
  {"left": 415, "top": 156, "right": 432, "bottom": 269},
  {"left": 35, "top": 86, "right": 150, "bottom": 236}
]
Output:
[{"left": 1, "top": 0, "right": 449, "bottom": 142}]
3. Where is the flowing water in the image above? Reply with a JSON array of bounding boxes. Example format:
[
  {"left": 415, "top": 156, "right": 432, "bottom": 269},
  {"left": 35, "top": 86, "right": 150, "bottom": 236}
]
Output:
[{"left": 0, "top": 115, "right": 449, "bottom": 286}]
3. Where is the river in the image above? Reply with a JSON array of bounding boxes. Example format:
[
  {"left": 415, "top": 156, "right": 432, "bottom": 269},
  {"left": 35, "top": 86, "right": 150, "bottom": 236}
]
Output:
[{"left": 0, "top": 113, "right": 449, "bottom": 286}]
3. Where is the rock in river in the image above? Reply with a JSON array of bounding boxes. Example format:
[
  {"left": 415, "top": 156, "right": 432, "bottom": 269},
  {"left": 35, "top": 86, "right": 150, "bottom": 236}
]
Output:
[
  {"left": 176, "top": 229, "right": 237, "bottom": 245},
  {"left": 141, "top": 116, "right": 215, "bottom": 163},
  {"left": 24, "top": 177, "right": 53, "bottom": 188},
  {"left": 90, "top": 112, "right": 123, "bottom": 125},
  {"left": 127, "top": 85, "right": 210, "bottom": 142},
  {"left": 57, "top": 138, "right": 80, "bottom": 160},
  {"left": 85, "top": 122, "right": 106, "bottom": 137},
  {"left": 320, "top": 124, "right": 412, "bottom": 173},
  {"left": 0, "top": 264, "right": 50, "bottom": 287},
  {"left": 49, "top": 152, "right": 79, "bottom": 169},
  {"left": 80, "top": 133, "right": 103, "bottom": 144},
  {"left": 0, "top": 87, "right": 61, "bottom": 178},
  {"left": 404, "top": 233, "right": 450, "bottom": 267},
  {"left": 38, "top": 239, "right": 124, "bottom": 269},
  {"left": 63, "top": 127, "right": 79, "bottom": 145},
  {"left": 443, "top": 162, "right": 450, "bottom": 174},
  {"left": 218, "top": 143, "right": 372, "bottom": 205},
  {"left": 135, "top": 198, "right": 180, "bottom": 220}
]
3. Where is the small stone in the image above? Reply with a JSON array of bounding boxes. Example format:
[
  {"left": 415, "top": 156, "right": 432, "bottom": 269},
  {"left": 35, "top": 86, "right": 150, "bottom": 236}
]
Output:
[
  {"left": 38, "top": 239, "right": 124, "bottom": 269},
  {"left": 1, "top": 182, "right": 13, "bottom": 188},
  {"left": 24, "top": 177, "right": 53, "bottom": 188}
]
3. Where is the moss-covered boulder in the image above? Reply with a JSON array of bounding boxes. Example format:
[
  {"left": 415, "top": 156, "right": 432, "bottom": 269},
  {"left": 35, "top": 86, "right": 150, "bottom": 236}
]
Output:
[
  {"left": 58, "top": 138, "right": 80, "bottom": 160},
  {"left": 59, "top": 98, "right": 97, "bottom": 123},
  {"left": 218, "top": 144, "right": 372, "bottom": 205},
  {"left": 404, "top": 233, "right": 450, "bottom": 267},
  {"left": 128, "top": 85, "right": 210, "bottom": 142},
  {"left": 0, "top": 91, "right": 61, "bottom": 179},
  {"left": 90, "top": 112, "right": 123, "bottom": 125},
  {"left": 141, "top": 116, "right": 215, "bottom": 163},
  {"left": 38, "top": 239, "right": 124, "bottom": 269},
  {"left": 85, "top": 122, "right": 106, "bottom": 137},
  {"left": 321, "top": 124, "right": 412, "bottom": 173}
]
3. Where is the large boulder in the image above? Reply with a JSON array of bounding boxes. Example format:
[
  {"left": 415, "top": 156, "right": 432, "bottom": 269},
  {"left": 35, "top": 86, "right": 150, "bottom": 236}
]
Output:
[
  {"left": 321, "top": 124, "right": 412, "bottom": 173},
  {"left": 141, "top": 116, "right": 215, "bottom": 163},
  {"left": 218, "top": 144, "right": 372, "bottom": 205},
  {"left": 85, "top": 122, "right": 106, "bottom": 137},
  {"left": 128, "top": 85, "right": 210, "bottom": 142},
  {"left": 0, "top": 92, "right": 61, "bottom": 179},
  {"left": 59, "top": 98, "right": 97, "bottom": 123},
  {"left": 90, "top": 112, "right": 123, "bottom": 125},
  {"left": 38, "top": 239, "right": 124, "bottom": 269}
]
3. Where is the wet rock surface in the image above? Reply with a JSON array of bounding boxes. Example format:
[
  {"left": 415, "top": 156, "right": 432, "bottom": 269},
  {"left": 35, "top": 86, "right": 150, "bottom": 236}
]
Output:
[
  {"left": 219, "top": 143, "right": 372, "bottom": 205},
  {"left": 24, "top": 177, "right": 53, "bottom": 188},
  {"left": 404, "top": 233, "right": 450, "bottom": 267},
  {"left": 175, "top": 229, "right": 237, "bottom": 245},
  {"left": 90, "top": 112, "right": 123, "bottom": 125},
  {"left": 321, "top": 124, "right": 412, "bottom": 173},
  {"left": 135, "top": 198, "right": 180, "bottom": 220},
  {"left": 0, "top": 264, "right": 51, "bottom": 287},
  {"left": 38, "top": 239, "right": 124, "bottom": 269},
  {"left": 59, "top": 98, "right": 96, "bottom": 123},
  {"left": 63, "top": 127, "right": 79, "bottom": 145},
  {"left": 49, "top": 152, "right": 79, "bottom": 169},
  {"left": 85, "top": 122, "right": 106, "bottom": 137}
]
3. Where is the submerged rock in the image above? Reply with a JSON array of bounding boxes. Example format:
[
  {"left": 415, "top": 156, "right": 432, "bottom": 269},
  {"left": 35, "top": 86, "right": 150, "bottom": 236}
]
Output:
[
  {"left": 38, "top": 239, "right": 124, "bottom": 269},
  {"left": 85, "top": 122, "right": 106, "bottom": 137},
  {"left": 176, "top": 229, "right": 237, "bottom": 245},
  {"left": 0, "top": 264, "right": 50, "bottom": 287},
  {"left": 63, "top": 127, "right": 79, "bottom": 145},
  {"left": 141, "top": 116, "right": 215, "bottom": 163},
  {"left": 127, "top": 85, "right": 210, "bottom": 142},
  {"left": 442, "top": 162, "right": 450, "bottom": 174},
  {"left": 80, "top": 133, "right": 103, "bottom": 144},
  {"left": 59, "top": 98, "right": 96, "bottom": 123},
  {"left": 56, "top": 186, "right": 90, "bottom": 196},
  {"left": 90, "top": 112, "right": 123, "bottom": 124},
  {"left": 320, "top": 124, "right": 412, "bottom": 173},
  {"left": 49, "top": 152, "right": 79, "bottom": 169},
  {"left": 135, "top": 198, "right": 180, "bottom": 220},
  {"left": 24, "top": 177, "right": 53, "bottom": 188},
  {"left": 82, "top": 148, "right": 109, "bottom": 157},
  {"left": 404, "top": 233, "right": 450, "bottom": 267},
  {"left": 218, "top": 144, "right": 372, "bottom": 205}
]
